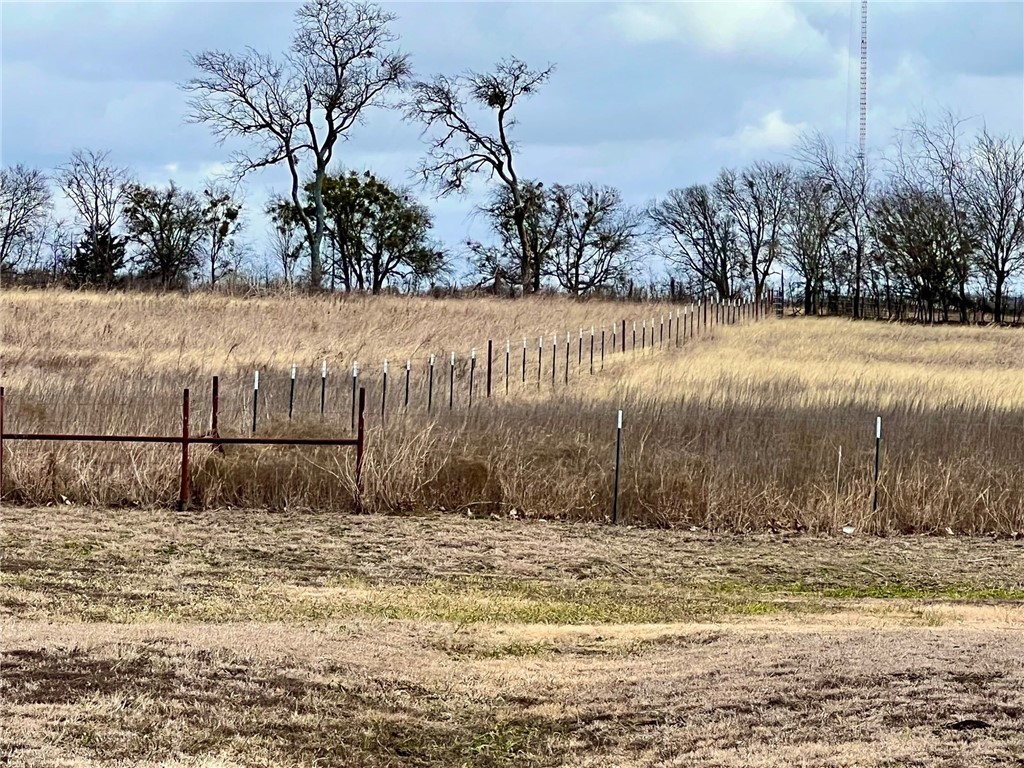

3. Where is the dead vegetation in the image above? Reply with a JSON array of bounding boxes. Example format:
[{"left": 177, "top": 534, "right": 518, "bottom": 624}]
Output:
[
  {"left": 4, "top": 623, "right": 1024, "bottom": 768},
  {"left": 2, "top": 508, "right": 1023, "bottom": 767},
  {"left": 2, "top": 289, "right": 1024, "bottom": 532}
]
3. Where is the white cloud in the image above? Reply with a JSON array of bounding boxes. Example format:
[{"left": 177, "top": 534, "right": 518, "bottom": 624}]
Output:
[
  {"left": 610, "top": 1, "right": 830, "bottom": 62},
  {"left": 716, "top": 110, "right": 807, "bottom": 153}
]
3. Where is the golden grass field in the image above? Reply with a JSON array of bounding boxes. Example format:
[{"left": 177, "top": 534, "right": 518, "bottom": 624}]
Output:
[
  {"left": 3, "top": 289, "right": 1024, "bottom": 766},
  {"left": 1, "top": 288, "right": 1023, "bottom": 533}
]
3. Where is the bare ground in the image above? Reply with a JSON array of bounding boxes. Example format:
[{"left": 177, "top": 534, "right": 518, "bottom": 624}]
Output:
[{"left": 2, "top": 508, "right": 1023, "bottom": 767}]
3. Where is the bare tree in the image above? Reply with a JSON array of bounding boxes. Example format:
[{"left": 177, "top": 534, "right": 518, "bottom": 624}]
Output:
[
  {"left": 963, "top": 129, "right": 1024, "bottom": 322},
  {"left": 871, "top": 181, "right": 969, "bottom": 322},
  {"left": 795, "top": 133, "right": 873, "bottom": 317},
  {"left": 57, "top": 148, "right": 133, "bottom": 268},
  {"left": 715, "top": 162, "right": 791, "bottom": 302},
  {"left": 183, "top": 0, "right": 409, "bottom": 289},
  {"left": 549, "top": 184, "right": 643, "bottom": 296},
  {"left": 42, "top": 216, "right": 75, "bottom": 280},
  {"left": 783, "top": 172, "right": 846, "bottom": 315},
  {"left": 895, "top": 114, "right": 976, "bottom": 320},
  {"left": 405, "top": 57, "right": 555, "bottom": 294},
  {"left": 0, "top": 165, "right": 53, "bottom": 272},
  {"left": 468, "top": 179, "right": 563, "bottom": 290},
  {"left": 649, "top": 184, "right": 742, "bottom": 299},
  {"left": 267, "top": 198, "right": 307, "bottom": 285},
  {"left": 58, "top": 149, "right": 132, "bottom": 234}
]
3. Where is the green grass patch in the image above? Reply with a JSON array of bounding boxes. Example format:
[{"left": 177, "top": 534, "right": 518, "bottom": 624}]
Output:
[
  {"left": 1, "top": 571, "right": 811, "bottom": 624},
  {"left": 780, "top": 582, "right": 1024, "bottom": 601},
  {"left": 709, "top": 580, "right": 1024, "bottom": 601}
]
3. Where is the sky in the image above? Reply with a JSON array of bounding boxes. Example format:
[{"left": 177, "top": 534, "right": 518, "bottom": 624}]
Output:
[{"left": 2, "top": 0, "right": 1023, "bottom": 280}]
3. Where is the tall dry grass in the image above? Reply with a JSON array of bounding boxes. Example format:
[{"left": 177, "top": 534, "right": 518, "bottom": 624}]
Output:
[{"left": 2, "top": 288, "right": 1023, "bottom": 534}]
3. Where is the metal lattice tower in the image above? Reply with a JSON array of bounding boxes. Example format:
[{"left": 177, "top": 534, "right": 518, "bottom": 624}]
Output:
[{"left": 858, "top": 0, "right": 868, "bottom": 163}]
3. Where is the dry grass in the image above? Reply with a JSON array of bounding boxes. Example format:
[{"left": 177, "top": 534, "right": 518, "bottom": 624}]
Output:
[
  {"left": 4, "top": 623, "right": 1023, "bottom": 768},
  {"left": 2, "top": 289, "right": 1024, "bottom": 532},
  {"left": 3, "top": 508, "right": 1023, "bottom": 767},
  {"left": 5, "top": 292, "right": 1024, "bottom": 766},
  {"left": 4, "top": 506, "right": 1022, "bottom": 626},
  {"left": 0, "top": 289, "right": 645, "bottom": 377}
]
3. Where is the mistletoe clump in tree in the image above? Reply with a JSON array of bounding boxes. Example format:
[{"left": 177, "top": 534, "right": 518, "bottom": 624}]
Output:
[{"left": 277, "top": 169, "right": 446, "bottom": 292}]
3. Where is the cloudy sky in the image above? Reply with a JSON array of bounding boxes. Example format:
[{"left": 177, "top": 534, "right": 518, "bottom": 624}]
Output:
[{"left": 2, "top": 0, "right": 1022, "bottom": 277}]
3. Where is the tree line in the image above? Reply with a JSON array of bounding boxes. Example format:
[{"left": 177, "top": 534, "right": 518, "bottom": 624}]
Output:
[{"left": 2, "top": 0, "right": 1023, "bottom": 320}]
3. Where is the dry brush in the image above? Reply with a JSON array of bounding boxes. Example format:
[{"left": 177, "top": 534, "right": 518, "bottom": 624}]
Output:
[{"left": 1, "top": 289, "right": 1023, "bottom": 533}]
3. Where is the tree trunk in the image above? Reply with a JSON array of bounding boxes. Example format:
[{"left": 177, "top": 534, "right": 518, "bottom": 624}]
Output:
[
  {"left": 308, "top": 167, "right": 326, "bottom": 290},
  {"left": 994, "top": 273, "right": 1005, "bottom": 323},
  {"left": 853, "top": 240, "right": 863, "bottom": 319},
  {"left": 532, "top": 245, "right": 542, "bottom": 293},
  {"left": 513, "top": 204, "right": 532, "bottom": 294}
]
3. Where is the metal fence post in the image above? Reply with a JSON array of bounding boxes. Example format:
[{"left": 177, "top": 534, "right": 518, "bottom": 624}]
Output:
[
  {"left": 211, "top": 375, "right": 222, "bottom": 453},
  {"left": 320, "top": 360, "right": 327, "bottom": 417},
  {"left": 551, "top": 335, "right": 557, "bottom": 386},
  {"left": 873, "top": 416, "right": 882, "bottom": 514},
  {"left": 537, "top": 336, "right": 543, "bottom": 388},
  {"left": 428, "top": 354, "right": 435, "bottom": 413},
  {"left": 251, "top": 371, "right": 259, "bottom": 436},
  {"left": 522, "top": 338, "right": 527, "bottom": 384},
  {"left": 612, "top": 409, "right": 623, "bottom": 525},
  {"left": 564, "top": 331, "right": 570, "bottom": 385},
  {"left": 404, "top": 359, "right": 411, "bottom": 410},
  {"left": 179, "top": 388, "right": 190, "bottom": 512},
  {"left": 448, "top": 351, "right": 455, "bottom": 410},
  {"left": 355, "top": 386, "right": 366, "bottom": 509},
  {"left": 590, "top": 326, "right": 595, "bottom": 375},
  {"left": 289, "top": 365, "right": 296, "bottom": 420},
  {"left": 351, "top": 361, "right": 359, "bottom": 429},
  {"left": 486, "top": 339, "right": 492, "bottom": 398}
]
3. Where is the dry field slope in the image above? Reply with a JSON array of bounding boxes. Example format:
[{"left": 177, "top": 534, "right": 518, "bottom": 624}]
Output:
[{"left": 2, "top": 289, "right": 1024, "bottom": 532}]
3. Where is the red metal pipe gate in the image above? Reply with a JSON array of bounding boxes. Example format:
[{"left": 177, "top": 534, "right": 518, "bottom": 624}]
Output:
[{"left": 0, "top": 383, "right": 367, "bottom": 511}]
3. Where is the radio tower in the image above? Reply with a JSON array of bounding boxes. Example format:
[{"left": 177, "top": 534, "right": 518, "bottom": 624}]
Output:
[{"left": 858, "top": 0, "right": 868, "bottom": 165}]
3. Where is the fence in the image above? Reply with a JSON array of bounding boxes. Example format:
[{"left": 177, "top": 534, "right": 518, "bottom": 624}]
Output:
[
  {"left": 776, "top": 285, "right": 1024, "bottom": 325},
  {"left": 0, "top": 385, "right": 367, "bottom": 511},
  {"left": 231, "top": 295, "right": 774, "bottom": 431},
  {"left": 0, "top": 294, "right": 774, "bottom": 514}
]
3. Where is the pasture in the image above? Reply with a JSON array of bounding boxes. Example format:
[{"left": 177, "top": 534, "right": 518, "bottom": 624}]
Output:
[
  {"left": 1, "top": 289, "right": 1024, "bottom": 533},
  {"left": 1, "top": 289, "right": 1023, "bottom": 766}
]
